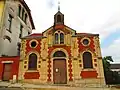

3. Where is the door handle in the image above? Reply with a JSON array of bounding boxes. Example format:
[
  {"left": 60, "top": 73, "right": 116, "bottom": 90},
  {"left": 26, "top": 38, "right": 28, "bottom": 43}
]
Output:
[{"left": 55, "top": 68, "right": 59, "bottom": 72}]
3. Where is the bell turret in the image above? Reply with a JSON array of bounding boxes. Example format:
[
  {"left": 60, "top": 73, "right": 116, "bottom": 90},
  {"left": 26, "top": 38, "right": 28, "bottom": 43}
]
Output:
[{"left": 54, "top": 2, "right": 64, "bottom": 25}]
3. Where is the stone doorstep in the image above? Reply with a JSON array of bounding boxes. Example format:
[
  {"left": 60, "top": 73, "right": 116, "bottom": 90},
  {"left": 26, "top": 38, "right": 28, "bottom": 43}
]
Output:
[{"left": 21, "top": 84, "right": 72, "bottom": 89}]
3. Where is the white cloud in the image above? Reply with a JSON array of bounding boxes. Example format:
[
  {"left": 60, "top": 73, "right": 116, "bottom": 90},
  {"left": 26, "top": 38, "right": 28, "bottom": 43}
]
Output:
[
  {"left": 25, "top": 0, "right": 120, "bottom": 33},
  {"left": 92, "top": 12, "right": 120, "bottom": 41},
  {"left": 102, "top": 38, "right": 120, "bottom": 63}
]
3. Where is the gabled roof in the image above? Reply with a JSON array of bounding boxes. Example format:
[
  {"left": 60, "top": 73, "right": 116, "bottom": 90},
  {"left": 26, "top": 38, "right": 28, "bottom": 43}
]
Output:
[
  {"left": 21, "top": 33, "right": 46, "bottom": 39},
  {"left": 54, "top": 11, "right": 63, "bottom": 15},
  {"left": 19, "top": 0, "right": 35, "bottom": 29},
  {"left": 42, "top": 24, "right": 76, "bottom": 34},
  {"left": 64, "top": 25, "right": 76, "bottom": 32},
  {"left": 42, "top": 26, "right": 53, "bottom": 34}
]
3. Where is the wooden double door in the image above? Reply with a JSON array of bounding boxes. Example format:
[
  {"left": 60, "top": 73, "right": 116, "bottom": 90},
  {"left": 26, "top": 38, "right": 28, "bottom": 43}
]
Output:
[
  {"left": 2, "top": 63, "right": 12, "bottom": 81},
  {"left": 53, "top": 59, "right": 67, "bottom": 84}
]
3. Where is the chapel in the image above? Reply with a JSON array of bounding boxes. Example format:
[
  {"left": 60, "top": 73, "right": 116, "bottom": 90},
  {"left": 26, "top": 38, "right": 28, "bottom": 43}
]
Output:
[{"left": 18, "top": 8, "right": 105, "bottom": 86}]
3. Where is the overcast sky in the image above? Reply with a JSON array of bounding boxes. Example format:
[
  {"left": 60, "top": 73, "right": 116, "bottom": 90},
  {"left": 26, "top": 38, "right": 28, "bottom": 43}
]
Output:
[{"left": 25, "top": 0, "right": 120, "bottom": 63}]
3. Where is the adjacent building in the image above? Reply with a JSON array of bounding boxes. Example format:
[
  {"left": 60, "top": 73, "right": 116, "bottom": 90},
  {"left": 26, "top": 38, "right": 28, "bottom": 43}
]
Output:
[
  {"left": 18, "top": 10, "right": 105, "bottom": 86},
  {"left": 0, "top": 0, "right": 35, "bottom": 56},
  {"left": 0, "top": 56, "right": 19, "bottom": 81},
  {"left": 0, "top": 0, "right": 35, "bottom": 81},
  {"left": 110, "top": 64, "right": 120, "bottom": 75}
]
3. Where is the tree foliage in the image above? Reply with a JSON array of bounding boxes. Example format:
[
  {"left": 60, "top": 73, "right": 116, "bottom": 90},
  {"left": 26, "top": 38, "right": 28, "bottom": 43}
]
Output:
[
  {"left": 102, "top": 56, "right": 113, "bottom": 71},
  {"left": 102, "top": 56, "right": 120, "bottom": 84}
]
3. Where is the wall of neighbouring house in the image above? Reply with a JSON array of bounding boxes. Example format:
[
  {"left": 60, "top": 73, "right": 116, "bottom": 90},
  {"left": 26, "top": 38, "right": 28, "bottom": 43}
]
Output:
[
  {"left": 0, "top": 56, "right": 19, "bottom": 81},
  {"left": 0, "top": 0, "right": 33, "bottom": 56}
]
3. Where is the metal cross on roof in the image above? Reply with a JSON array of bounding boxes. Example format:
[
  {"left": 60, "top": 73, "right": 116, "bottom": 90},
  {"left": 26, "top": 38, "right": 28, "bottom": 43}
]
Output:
[{"left": 58, "top": 1, "right": 60, "bottom": 11}]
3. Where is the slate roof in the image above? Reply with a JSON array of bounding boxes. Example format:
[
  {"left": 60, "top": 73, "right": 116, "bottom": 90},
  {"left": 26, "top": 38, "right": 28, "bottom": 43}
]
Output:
[
  {"left": 21, "top": 33, "right": 46, "bottom": 39},
  {"left": 110, "top": 64, "right": 120, "bottom": 69}
]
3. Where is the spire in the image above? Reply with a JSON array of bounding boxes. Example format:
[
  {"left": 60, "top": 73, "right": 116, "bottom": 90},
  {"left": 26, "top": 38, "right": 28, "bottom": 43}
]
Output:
[{"left": 58, "top": 1, "right": 60, "bottom": 11}]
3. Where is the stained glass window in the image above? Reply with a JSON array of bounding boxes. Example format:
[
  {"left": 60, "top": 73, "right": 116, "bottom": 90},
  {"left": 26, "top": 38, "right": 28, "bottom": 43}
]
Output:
[
  {"left": 83, "top": 52, "right": 93, "bottom": 68},
  {"left": 55, "top": 33, "right": 59, "bottom": 44},
  {"left": 28, "top": 53, "right": 37, "bottom": 70},
  {"left": 60, "top": 33, "right": 64, "bottom": 44},
  {"left": 83, "top": 39, "right": 89, "bottom": 45},
  {"left": 31, "top": 41, "right": 37, "bottom": 48}
]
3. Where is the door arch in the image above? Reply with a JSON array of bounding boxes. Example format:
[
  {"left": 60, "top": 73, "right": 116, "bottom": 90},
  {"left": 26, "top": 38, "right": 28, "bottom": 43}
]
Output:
[
  {"left": 53, "top": 51, "right": 66, "bottom": 57},
  {"left": 53, "top": 51, "right": 67, "bottom": 84}
]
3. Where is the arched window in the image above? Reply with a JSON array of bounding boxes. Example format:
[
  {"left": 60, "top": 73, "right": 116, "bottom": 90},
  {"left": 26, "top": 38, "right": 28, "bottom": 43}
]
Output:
[
  {"left": 83, "top": 52, "right": 93, "bottom": 68},
  {"left": 53, "top": 51, "right": 66, "bottom": 57},
  {"left": 55, "top": 33, "right": 59, "bottom": 44},
  {"left": 57, "top": 15, "right": 61, "bottom": 22},
  {"left": 60, "top": 33, "right": 64, "bottom": 44},
  {"left": 28, "top": 53, "right": 37, "bottom": 70}
]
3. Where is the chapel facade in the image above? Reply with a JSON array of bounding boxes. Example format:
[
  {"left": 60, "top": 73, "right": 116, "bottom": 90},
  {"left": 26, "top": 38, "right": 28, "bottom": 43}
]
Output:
[{"left": 18, "top": 10, "right": 105, "bottom": 86}]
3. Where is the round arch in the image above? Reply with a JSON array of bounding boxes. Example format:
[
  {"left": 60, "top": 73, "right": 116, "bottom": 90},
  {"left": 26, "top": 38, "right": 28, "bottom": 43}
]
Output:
[
  {"left": 53, "top": 51, "right": 66, "bottom": 57},
  {"left": 81, "top": 49, "right": 95, "bottom": 58},
  {"left": 27, "top": 51, "right": 40, "bottom": 59},
  {"left": 50, "top": 48, "right": 69, "bottom": 58}
]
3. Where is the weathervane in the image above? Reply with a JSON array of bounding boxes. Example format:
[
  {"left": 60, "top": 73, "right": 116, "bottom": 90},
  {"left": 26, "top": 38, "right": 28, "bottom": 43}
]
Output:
[{"left": 58, "top": 1, "right": 60, "bottom": 11}]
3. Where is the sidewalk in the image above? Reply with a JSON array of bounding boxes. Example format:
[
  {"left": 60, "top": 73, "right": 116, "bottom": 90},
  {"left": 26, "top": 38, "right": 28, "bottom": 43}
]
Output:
[
  {"left": 0, "top": 81, "right": 70, "bottom": 89},
  {"left": 0, "top": 81, "right": 117, "bottom": 90}
]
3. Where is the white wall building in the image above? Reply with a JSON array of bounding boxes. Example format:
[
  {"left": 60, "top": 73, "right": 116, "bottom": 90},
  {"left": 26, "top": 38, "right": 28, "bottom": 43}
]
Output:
[{"left": 0, "top": 0, "right": 35, "bottom": 56}]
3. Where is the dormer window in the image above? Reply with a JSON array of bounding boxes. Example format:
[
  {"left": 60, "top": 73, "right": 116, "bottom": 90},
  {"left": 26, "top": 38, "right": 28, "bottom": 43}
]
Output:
[{"left": 54, "top": 31, "right": 64, "bottom": 44}]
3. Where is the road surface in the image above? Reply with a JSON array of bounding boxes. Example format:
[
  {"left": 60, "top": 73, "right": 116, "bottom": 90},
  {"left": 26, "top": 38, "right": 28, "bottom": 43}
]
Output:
[{"left": 0, "top": 87, "right": 23, "bottom": 90}]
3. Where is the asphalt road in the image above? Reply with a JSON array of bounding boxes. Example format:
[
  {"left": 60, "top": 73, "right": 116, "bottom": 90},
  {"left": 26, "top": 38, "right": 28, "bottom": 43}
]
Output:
[{"left": 0, "top": 87, "right": 23, "bottom": 90}]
